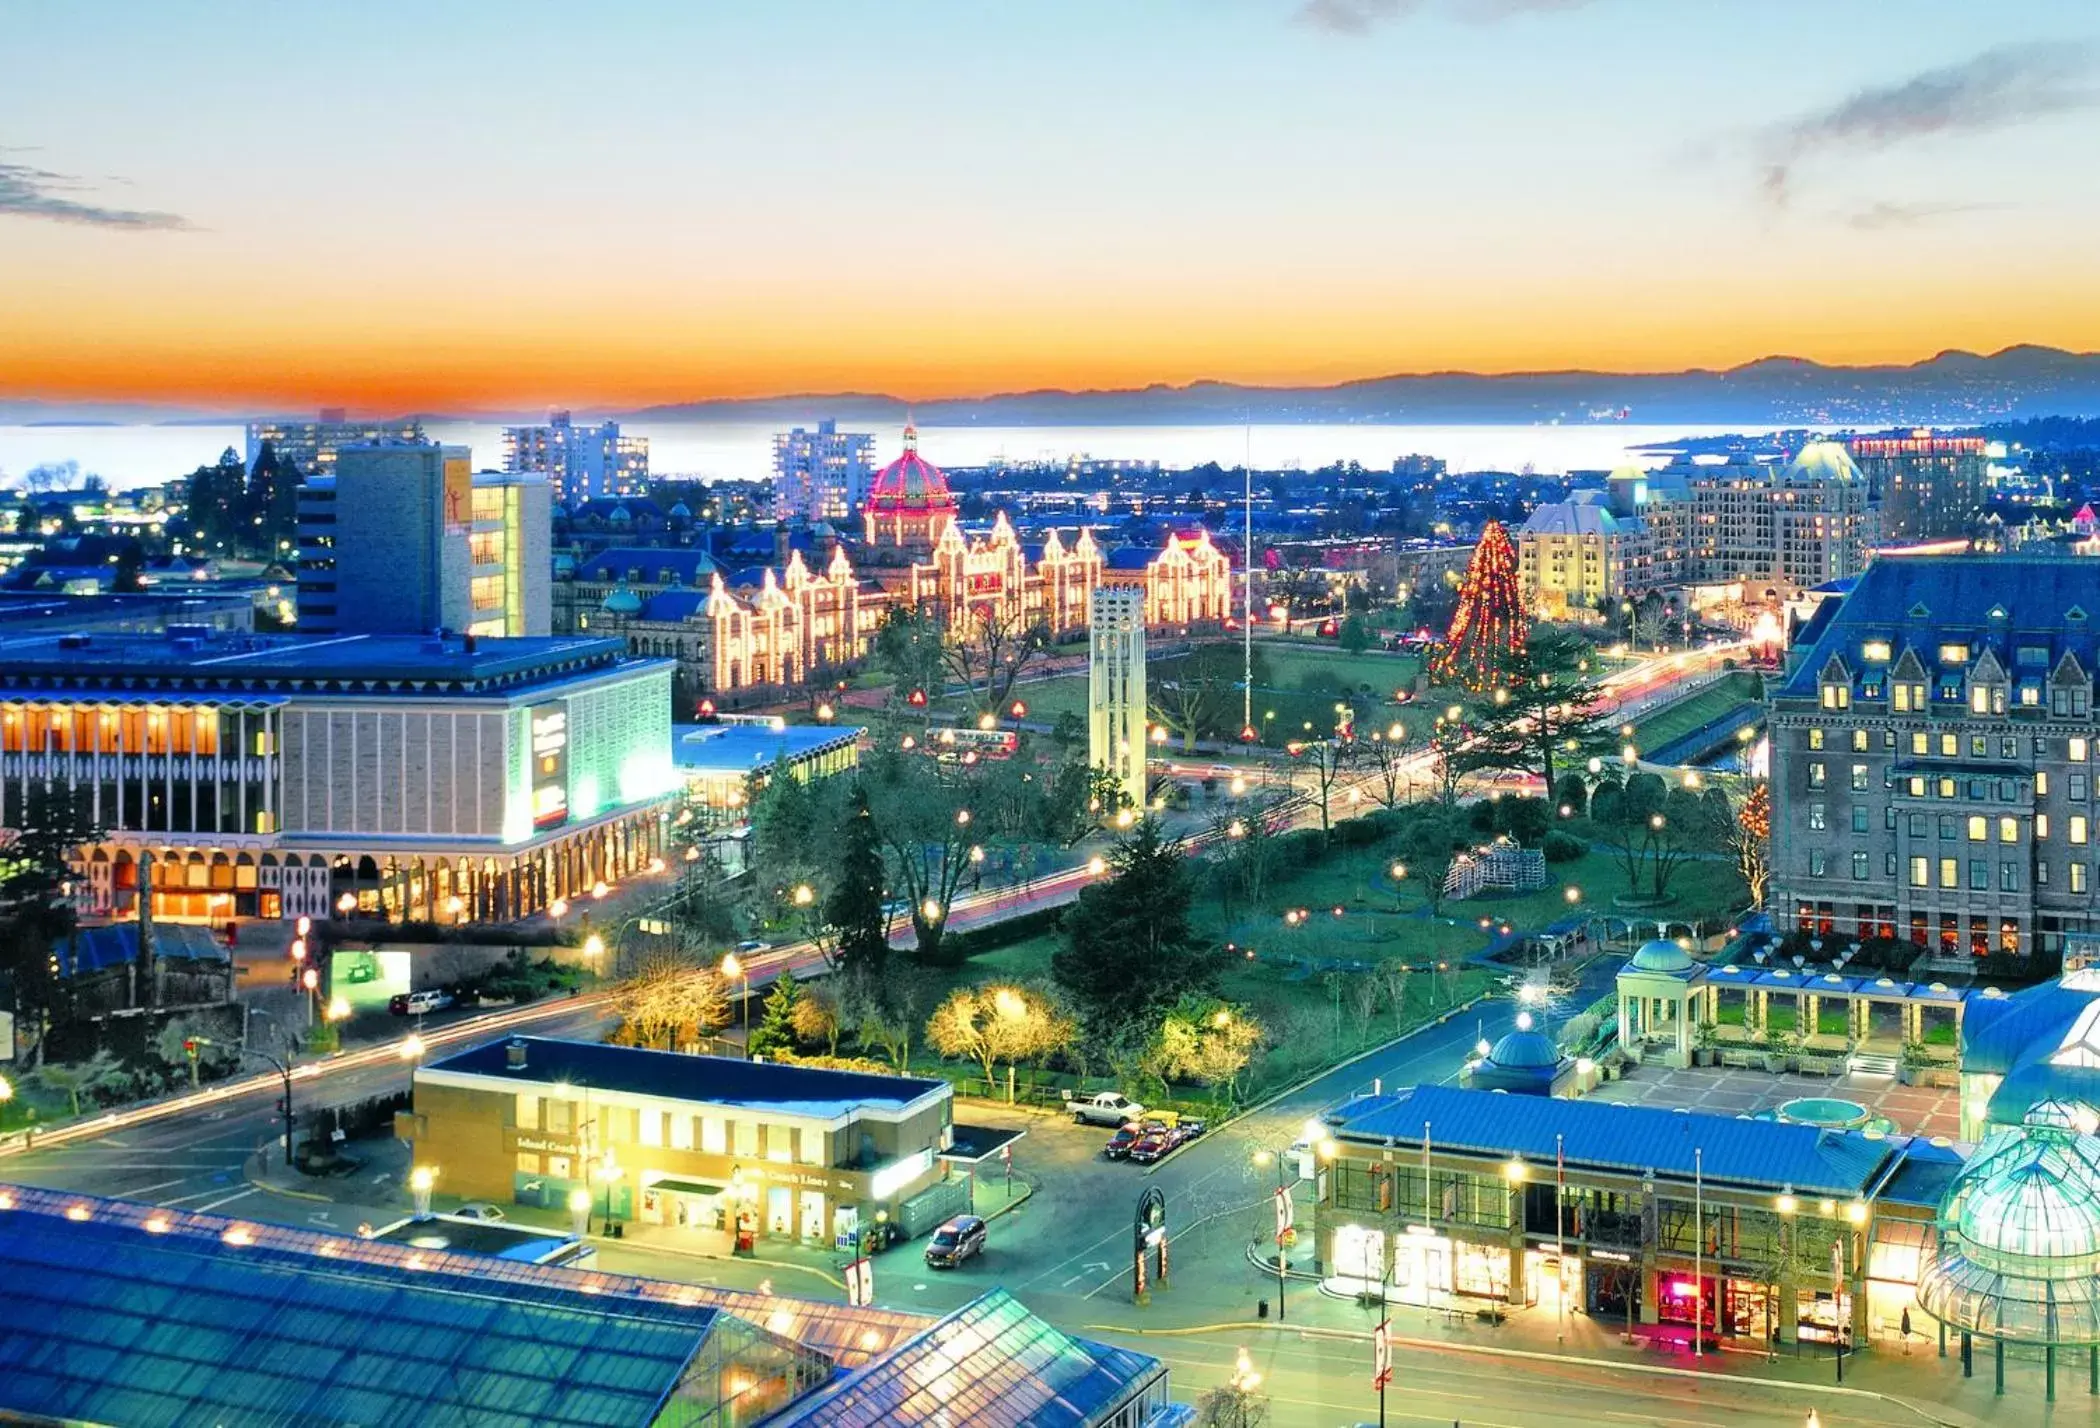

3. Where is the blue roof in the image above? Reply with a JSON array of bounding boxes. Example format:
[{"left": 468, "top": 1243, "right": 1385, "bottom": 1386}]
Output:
[
  {"left": 574, "top": 546, "right": 716, "bottom": 585},
  {"left": 1778, "top": 555, "right": 2100, "bottom": 700},
  {"left": 0, "top": 1185, "right": 773, "bottom": 1427},
  {"left": 771, "top": 1288, "right": 1166, "bottom": 1428},
  {"left": 1103, "top": 549, "right": 1154, "bottom": 571},
  {"left": 673, "top": 721, "right": 863, "bottom": 774},
  {"left": 1328, "top": 1085, "right": 1897, "bottom": 1196},
  {"left": 1879, "top": 1138, "right": 1968, "bottom": 1210},
  {"left": 641, "top": 589, "right": 709, "bottom": 622},
  {"left": 425, "top": 1036, "right": 947, "bottom": 1119},
  {"left": 57, "top": 923, "right": 229, "bottom": 976}
]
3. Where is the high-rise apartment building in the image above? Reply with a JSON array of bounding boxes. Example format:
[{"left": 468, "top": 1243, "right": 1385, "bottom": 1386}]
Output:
[
  {"left": 1769, "top": 555, "right": 2100, "bottom": 969},
  {"left": 244, "top": 409, "right": 425, "bottom": 476},
  {"left": 502, "top": 412, "right": 648, "bottom": 504},
  {"left": 297, "top": 443, "right": 550, "bottom": 638},
  {"left": 1604, "top": 442, "right": 1872, "bottom": 598},
  {"left": 1089, "top": 587, "right": 1148, "bottom": 812},
  {"left": 1848, "top": 432, "right": 1990, "bottom": 543},
  {"left": 773, "top": 420, "right": 876, "bottom": 523}
]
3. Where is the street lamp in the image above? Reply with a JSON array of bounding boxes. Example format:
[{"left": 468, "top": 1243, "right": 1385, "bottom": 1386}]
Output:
[
  {"left": 398, "top": 1031, "right": 425, "bottom": 1062},
  {"left": 410, "top": 1165, "right": 437, "bottom": 1218},
  {"left": 549, "top": 897, "right": 570, "bottom": 920},
  {"left": 582, "top": 933, "right": 606, "bottom": 965},
  {"left": 791, "top": 884, "right": 814, "bottom": 907},
  {"left": 0, "top": 1073, "right": 13, "bottom": 1104},
  {"left": 325, "top": 995, "right": 351, "bottom": 1023},
  {"left": 722, "top": 953, "right": 751, "bottom": 1053},
  {"left": 568, "top": 1186, "right": 592, "bottom": 1237},
  {"left": 335, "top": 891, "right": 357, "bottom": 917}
]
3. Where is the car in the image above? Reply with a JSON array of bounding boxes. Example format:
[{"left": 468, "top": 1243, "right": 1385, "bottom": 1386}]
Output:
[
  {"left": 734, "top": 939, "right": 773, "bottom": 955},
  {"left": 923, "top": 1215, "right": 986, "bottom": 1268},
  {"left": 388, "top": 989, "right": 455, "bottom": 1016},
  {"left": 453, "top": 1202, "right": 506, "bottom": 1223},
  {"left": 1065, "top": 1090, "right": 1147, "bottom": 1127},
  {"left": 1127, "top": 1126, "right": 1177, "bottom": 1164},
  {"left": 1102, "top": 1123, "right": 1144, "bottom": 1160}
]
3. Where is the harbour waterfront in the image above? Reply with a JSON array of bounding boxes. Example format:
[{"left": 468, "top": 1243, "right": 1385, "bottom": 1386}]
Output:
[{"left": 0, "top": 419, "right": 1805, "bottom": 491}]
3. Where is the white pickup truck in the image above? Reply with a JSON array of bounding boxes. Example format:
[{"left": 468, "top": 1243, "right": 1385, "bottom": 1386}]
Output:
[{"left": 1065, "top": 1090, "right": 1147, "bottom": 1127}]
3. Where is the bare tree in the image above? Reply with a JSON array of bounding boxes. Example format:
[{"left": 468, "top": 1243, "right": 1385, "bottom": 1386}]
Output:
[
  {"left": 943, "top": 601, "right": 1050, "bottom": 716},
  {"left": 1359, "top": 723, "right": 1412, "bottom": 809},
  {"left": 1347, "top": 974, "right": 1381, "bottom": 1045},
  {"left": 1373, "top": 958, "right": 1413, "bottom": 1035},
  {"left": 1287, "top": 737, "right": 1355, "bottom": 837}
]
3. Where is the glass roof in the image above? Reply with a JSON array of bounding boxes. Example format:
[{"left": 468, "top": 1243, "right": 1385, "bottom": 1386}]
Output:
[{"left": 772, "top": 1288, "right": 1167, "bottom": 1427}]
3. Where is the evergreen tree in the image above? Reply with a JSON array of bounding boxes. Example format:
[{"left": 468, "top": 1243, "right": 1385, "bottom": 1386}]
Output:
[
  {"left": 824, "top": 785, "right": 890, "bottom": 985},
  {"left": 748, "top": 969, "right": 803, "bottom": 1057},
  {"left": 1427, "top": 520, "right": 1525, "bottom": 691},
  {"left": 1457, "top": 628, "right": 1613, "bottom": 794},
  {"left": 246, "top": 441, "right": 301, "bottom": 559},
  {"left": 1053, "top": 819, "right": 1216, "bottom": 1032}
]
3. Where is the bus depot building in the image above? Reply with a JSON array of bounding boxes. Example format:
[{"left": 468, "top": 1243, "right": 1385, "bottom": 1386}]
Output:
[
  {"left": 1312, "top": 1085, "right": 1958, "bottom": 1349},
  {"left": 399, "top": 1036, "right": 958, "bottom": 1249}
]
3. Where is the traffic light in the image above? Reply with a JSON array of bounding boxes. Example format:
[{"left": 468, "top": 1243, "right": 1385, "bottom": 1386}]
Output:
[{"left": 182, "top": 1037, "right": 197, "bottom": 1059}]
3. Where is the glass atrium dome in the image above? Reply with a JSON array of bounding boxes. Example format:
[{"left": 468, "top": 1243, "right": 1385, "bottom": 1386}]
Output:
[
  {"left": 1627, "top": 938, "right": 1694, "bottom": 974},
  {"left": 1916, "top": 1102, "right": 2100, "bottom": 1346}
]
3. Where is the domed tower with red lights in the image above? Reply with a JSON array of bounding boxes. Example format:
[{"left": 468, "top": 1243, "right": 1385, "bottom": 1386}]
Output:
[{"left": 862, "top": 422, "right": 958, "bottom": 553}]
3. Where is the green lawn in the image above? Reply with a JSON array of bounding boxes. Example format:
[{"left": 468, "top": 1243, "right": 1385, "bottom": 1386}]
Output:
[
  {"left": 1251, "top": 640, "right": 1423, "bottom": 697},
  {"left": 1629, "top": 671, "right": 1763, "bottom": 756}
]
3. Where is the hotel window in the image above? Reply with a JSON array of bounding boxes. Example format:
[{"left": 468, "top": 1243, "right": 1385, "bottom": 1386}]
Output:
[
  {"left": 2001, "top": 817, "right": 2019, "bottom": 843},
  {"left": 2040, "top": 861, "right": 2051, "bottom": 887},
  {"left": 701, "top": 1116, "right": 726, "bottom": 1154},
  {"left": 1894, "top": 684, "right": 1912, "bottom": 713},
  {"left": 798, "top": 1129, "right": 825, "bottom": 1166},
  {"left": 2023, "top": 685, "right": 2042, "bottom": 707},
  {"left": 1808, "top": 727, "right": 1824, "bottom": 751},
  {"left": 1808, "top": 763, "right": 1826, "bottom": 790},
  {"left": 2039, "top": 814, "right": 2052, "bottom": 838},
  {"left": 1852, "top": 806, "right": 1870, "bottom": 833},
  {"left": 1968, "top": 816, "right": 1987, "bottom": 842},
  {"left": 2002, "top": 863, "right": 2022, "bottom": 892},
  {"left": 1908, "top": 776, "right": 1927, "bottom": 797},
  {"left": 1938, "top": 778, "right": 1957, "bottom": 799},
  {"left": 1908, "top": 812, "right": 1926, "bottom": 836},
  {"left": 671, "top": 1115, "right": 694, "bottom": 1151},
  {"left": 1862, "top": 640, "right": 1892, "bottom": 663},
  {"left": 1822, "top": 684, "right": 1849, "bottom": 710},
  {"left": 1940, "top": 734, "right": 1959, "bottom": 757},
  {"left": 2039, "top": 771, "right": 2051, "bottom": 796},
  {"left": 1851, "top": 764, "right": 1869, "bottom": 791},
  {"left": 1910, "top": 732, "right": 1928, "bottom": 756},
  {"left": 516, "top": 1095, "right": 540, "bottom": 1131},
  {"left": 1971, "top": 686, "right": 1991, "bottom": 715},
  {"left": 1809, "top": 850, "right": 1827, "bottom": 877},
  {"left": 1939, "top": 644, "right": 1969, "bottom": 664},
  {"left": 1851, "top": 729, "right": 1869, "bottom": 752},
  {"left": 516, "top": 1152, "right": 539, "bottom": 1174},
  {"left": 2003, "top": 737, "right": 2019, "bottom": 758},
  {"left": 1940, "top": 858, "right": 1959, "bottom": 889},
  {"left": 2076, "top": 773, "right": 2090, "bottom": 802},
  {"left": 641, "top": 1111, "right": 664, "bottom": 1148},
  {"left": 1909, "top": 857, "right": 1929, "bottom": 888},
  {"left": 1852, "top": 851, "right": 1870, "bottom": 881},
  {"left": 1970, "top": 859, "right": 1989, "bottom": 891},
  {"left": 2075, "top": 738, "right": 2090, "bottom": 763},
  {"left": 2075, "top": 863, "right": 2090, "bottom": 895},
  {"left": 1808, "top": 803, "right": 1826, "bottom": 831},
  {"left": 734, "top": 1118, "right": 758, "bottom": 1157},
  {"left": 1972, "top": 735, "right": 1989, "bottom": 758},
  {"left": 2075, "top": 816, "right": 2090, "bottom": 846}
]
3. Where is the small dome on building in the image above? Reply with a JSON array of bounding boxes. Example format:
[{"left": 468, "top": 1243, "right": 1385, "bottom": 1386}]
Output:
[
  {"left": 668, "top": 501, "right": 693, "bottom": 521},
  {"left": 1487, "top": 1028, "right": 1560, "bottom": 1070},
  {"left": 606, "top": 503, "right": 634, "bottom": 525},
  {"left": 600, "top": 585, "right": 643, "bottom": 617},
  {"left": 1785, "top": 441, "right": 1863, "bottom": 484},
  {"left": 1628, "top": 938, "right": 1695, "bottom": 974}
]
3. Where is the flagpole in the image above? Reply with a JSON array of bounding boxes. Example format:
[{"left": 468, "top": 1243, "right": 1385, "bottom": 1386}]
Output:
[
  {"left": 1422, "top": 1120, "right": 1433, "bottom": 1328},
  {"left": 1555, "top": 1132, "right": 1566, "bottom": 1348},
  {"left": 1693, "top": 1146, "right": 1704, "bottom": 1360}
]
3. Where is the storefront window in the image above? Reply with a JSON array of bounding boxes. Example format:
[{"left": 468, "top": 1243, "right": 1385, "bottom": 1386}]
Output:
[
  {"left": 734, "top": 1118, "right": 758, "bottom": 1157},
  {"left": 702, "top": 1116, "right": 726, "bottom": 1153},
  {"left": 671, "top": 1114, "right": 695, "bottom": 1151},
  {"left": 1333, "top": 1224, "right": 1387, "bottom": 1283}
]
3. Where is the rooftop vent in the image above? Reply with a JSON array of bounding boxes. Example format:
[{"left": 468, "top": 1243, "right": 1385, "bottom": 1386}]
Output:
[{"left": 505, "top": 1039, "right": 528, "bottom": 1070}]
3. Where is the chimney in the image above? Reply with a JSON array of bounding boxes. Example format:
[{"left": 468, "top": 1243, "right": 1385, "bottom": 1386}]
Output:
[{"left": 506, "top": 1038, "right": 528, "bottom": 1070}]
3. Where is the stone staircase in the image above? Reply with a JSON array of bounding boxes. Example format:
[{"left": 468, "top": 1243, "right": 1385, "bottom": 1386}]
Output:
[{"left": 1846, "top": 1049, "right": 1901, "bottom": 1078}]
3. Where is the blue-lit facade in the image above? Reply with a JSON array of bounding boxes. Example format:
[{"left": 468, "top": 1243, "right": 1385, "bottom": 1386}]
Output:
[{"left": 0, "top": 627, "right": 677, "bottom": 924}]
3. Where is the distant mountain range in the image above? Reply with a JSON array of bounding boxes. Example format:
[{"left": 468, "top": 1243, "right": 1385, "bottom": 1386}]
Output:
[
  {"left": 622, "top": 347, "right": 2100, "bottom": 427},
  {"left": 7, "top": 346, "right": 2100, "bottom": 428}
]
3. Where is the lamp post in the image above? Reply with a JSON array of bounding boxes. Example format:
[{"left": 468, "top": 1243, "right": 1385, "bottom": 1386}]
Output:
[
  {"left": 410, "top": 1165, "right": 436, "bottom": 1219},
  {"left": 568, "top": 1186, "right": 591, "bottom": 1237},
  {"left": 721, "top": 952, "right": 750, "bottom": 1055},
  {"left": 1254, "top": 1146, "right": 1290, "bottom": 1323},
  {"left": 243, "top": 1013, "right": 297, "bottom": 1168}
]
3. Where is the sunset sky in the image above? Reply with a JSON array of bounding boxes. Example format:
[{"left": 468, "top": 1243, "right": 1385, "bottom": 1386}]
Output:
[{"left": 3, "top": 0, "right": 2097, "bottom": 413}]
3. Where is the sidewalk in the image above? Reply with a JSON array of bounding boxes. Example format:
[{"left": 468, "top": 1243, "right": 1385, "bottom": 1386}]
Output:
[{"left": 1112, "top": 1254, "right": 2032, "bottom": 1428}]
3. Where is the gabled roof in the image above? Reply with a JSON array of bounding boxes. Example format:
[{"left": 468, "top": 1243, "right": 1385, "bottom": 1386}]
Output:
[
  {"left": 57, "top": 922, "right": 229, "bottom": 976},
  {"left": 572, "top": 547, "right": 717, "bottom": 585}
]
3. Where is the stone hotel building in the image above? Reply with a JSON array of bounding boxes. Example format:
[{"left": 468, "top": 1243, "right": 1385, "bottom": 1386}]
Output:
[{"left": 1769, "top": 556, "right": 2100, "bottom": 966}]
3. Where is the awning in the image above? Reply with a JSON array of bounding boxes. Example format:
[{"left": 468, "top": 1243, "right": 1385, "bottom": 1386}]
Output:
[
  {"left": 648, "top": 1178, "right": 727, "bottom": 1197},
  {"left": 939, "top": 1124, "right": 1028, "bottom": 1166}
]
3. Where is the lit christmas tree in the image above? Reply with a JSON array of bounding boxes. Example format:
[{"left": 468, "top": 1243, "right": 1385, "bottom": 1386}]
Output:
[{"left": 1428, "top": 520, "right": 1526, "bottom": 691}]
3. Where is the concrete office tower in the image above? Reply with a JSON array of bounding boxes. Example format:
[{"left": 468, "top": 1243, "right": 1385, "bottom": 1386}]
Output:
[
  {"left": 502, "top": 412, "right": 649, "bottom": 504},
  {"left": 1848, "top": 432, "right": 1990, "bottom": 543},
  {"left": 1089, "top": 586, "right": 1148, "bottom": 813},
  {"left": 773, "top": 420, "right": 877, "bottom": 523},
  {"left": 297, "top": 443, "right": 551, "bottom": 638}
]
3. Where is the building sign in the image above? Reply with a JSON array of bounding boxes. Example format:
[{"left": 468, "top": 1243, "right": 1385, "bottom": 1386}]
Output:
[
  {"left": 514, "top": 1134, "right": 581, "bottom": 1155},
  {"left": 443, "top": 456, "right": 473, "bottom": 533},
  {"left": 530, "top": 704, "right": 569, "bottom": 829},
  {"left": 869, "top": 1147, "right": 934, "bottom": 1200}
]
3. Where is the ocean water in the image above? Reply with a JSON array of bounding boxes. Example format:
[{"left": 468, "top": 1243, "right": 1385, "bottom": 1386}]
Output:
[{"left": 0, "top": 419, "right": 1795, "bottom": 492}]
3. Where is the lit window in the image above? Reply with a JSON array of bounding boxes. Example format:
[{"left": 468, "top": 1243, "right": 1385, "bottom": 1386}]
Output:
[
  {"left": 1910, "top": 732, "right": 1928, "bottom": 756},
  {"left": 1939, "top": 644, "right": 1969, "bottom": 664},
  {"left": 1939, "top": 858, "right": 1959, "bottom": 889},
  {"left": 1852, "top": 729, "right": 1869, "bottom": 752},
  {"left": 2040, "top": 814, "right": 2052, "bottom": 838},
  {"left": 2075, "top": 863, "right": 2090, "bottom": 895},
  {"left": 1809, "top": 803, "right": 1826, "bottom": 831},
  {"left": 2074, "top": 816, "right": 2090, "bottom": 846},
  {"left": 1852, "top": 851, "right": 1870, "bottom": 881},
  {"left": 1808, "top": 727, "right": 1825, "bottom": 751},
  {"left": 1862, "top": 640, "right": 1892, "bottom": 663},
  {"left": 2001, "top": 817, "right": 2019, "bottom": 843},
  {"left": 2075, "top": 738, "right": 2091, "bottom": 763},
  {"left": 1909, "top": 856, "right": 1929, "bottom": 887},
  {"left": 1968, "top": 816, "right": 1987, "bottom": 842},
  {"left": 1940, "top": 734, "right": 1959, "bottom": 757},
  {"left": 1851, "top": 764, "right": 1869, "bottom": 791}
]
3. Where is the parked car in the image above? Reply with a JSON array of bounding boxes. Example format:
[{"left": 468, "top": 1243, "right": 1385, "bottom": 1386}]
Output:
[
  {"left": 734, "top": 939, "right": 773, "bottom": 955},
  {"left": 1102, "top": 1123, "right": 1144, "bottom": 1160},
  {"left": 388, "top": 989, "right": 455, "bottom": 1016},
  {"left": 1128, "top": 1125, "right": 1178, "bottom": 1165},
  {"left": 453, "top": 1202, "right": 506, "bottom": 1223},
  {"left": 1065, "top": 1090, "right": 1147, "bottom": 1127},
  {"left": 923, "top": 1215, "right": 986, "bottom": 1269}
]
